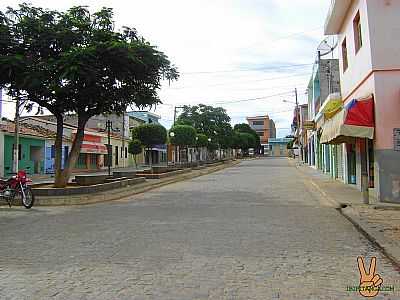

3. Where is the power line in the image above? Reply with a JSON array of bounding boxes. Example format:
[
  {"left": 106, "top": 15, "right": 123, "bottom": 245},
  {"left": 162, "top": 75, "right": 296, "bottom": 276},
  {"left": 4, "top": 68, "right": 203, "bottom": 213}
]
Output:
[
  {"left": 167, "top": 72, "right": 310, "bottom": 90},
  {"left": 182, "top": 63, "right": 313, "bottom": 75},
  {"left": 214, "top": 91, "right": 293, "bottom": 105}
]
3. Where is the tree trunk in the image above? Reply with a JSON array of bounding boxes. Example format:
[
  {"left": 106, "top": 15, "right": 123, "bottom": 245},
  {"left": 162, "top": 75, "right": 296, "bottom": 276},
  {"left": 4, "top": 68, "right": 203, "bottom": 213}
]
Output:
[
  {"left": 148, "top": 148, "right": 153, "bottom": 173},
  {"left": 133, "top": 154, "right": 137, "bottom": 168},
  {"left": 56, "top": 116, "right": 88, "bottom": 187},
  {"left": 54, "top": 115, "right": 64, "bottom": 187}
]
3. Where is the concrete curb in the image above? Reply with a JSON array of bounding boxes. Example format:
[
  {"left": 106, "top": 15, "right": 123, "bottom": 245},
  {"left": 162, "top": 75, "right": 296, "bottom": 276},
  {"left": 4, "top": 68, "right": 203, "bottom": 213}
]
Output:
[
  {"left": 33, "top": 160, "right": 241, "bottom": 206},
  {"left": 340, "top": 206, "right": 400, "bottom": 267},
  {"left": 295, "top": 161, "right": 400, "bottom": 268}
]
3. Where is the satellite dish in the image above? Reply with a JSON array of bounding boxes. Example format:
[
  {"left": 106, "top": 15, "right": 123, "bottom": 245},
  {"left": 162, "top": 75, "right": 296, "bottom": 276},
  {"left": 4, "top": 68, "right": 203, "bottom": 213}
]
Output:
[{"left": 317, "top": 36, "right": 338, "bottom": 58}]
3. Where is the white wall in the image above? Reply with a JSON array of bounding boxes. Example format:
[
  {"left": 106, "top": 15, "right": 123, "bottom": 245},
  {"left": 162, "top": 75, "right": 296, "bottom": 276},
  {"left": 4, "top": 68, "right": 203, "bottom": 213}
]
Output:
[
  {"left": 337, "top": 0, "right": 373, "bottom": 101},
  {"left": 366, "top": 0, "right": 400, "bottom": 70}
]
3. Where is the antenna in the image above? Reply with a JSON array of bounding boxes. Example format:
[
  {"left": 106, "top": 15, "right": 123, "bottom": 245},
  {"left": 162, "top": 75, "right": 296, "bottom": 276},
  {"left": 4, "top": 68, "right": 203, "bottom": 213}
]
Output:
[{"left": 317, "top": 36, "right": 338, "bottom": 58}]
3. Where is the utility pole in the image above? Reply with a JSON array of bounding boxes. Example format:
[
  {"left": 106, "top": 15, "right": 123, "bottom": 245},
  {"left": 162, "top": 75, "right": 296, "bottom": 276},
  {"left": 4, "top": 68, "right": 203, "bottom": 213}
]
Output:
[
  {"left": 13, "top": 97, "right": 21, "bottom": 173},
  {"left": 294, "top": 88, "right": 300, "bottom": 160},
  {"left": 121, "top": 112, "right": 126, "bottom": 168},
  {"left": 173, "top": 106, "right": 184, "bottom": 165},
  {"left": 106, "top": 120, "right": 112, "bottom": 176},
  {"left": 173, "top": 106, "right": 185, "bottom": 125}
]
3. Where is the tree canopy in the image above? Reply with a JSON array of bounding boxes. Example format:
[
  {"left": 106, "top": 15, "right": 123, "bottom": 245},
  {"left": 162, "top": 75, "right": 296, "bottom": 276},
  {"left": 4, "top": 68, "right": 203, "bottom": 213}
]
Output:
[
  {"left": 0, "top": 4, "right": 178, "bottom": 186},
  {"left": 195, "top": 133, "right": 208, "bottom": 148},
  {"left": 128, "top": 139, "right": 143, "bottom": 156},
  {"left": 234, "top": 123, "right": 260, "bottom": 148},
  {"left": 132, "top": 123, "right": 167, "bottom": 148},
  {"left": 169, "top": 125, "right": 197, "bottom": 147},
  {"left": 176, "top": 104, "right": 232, "bottom": 147}
]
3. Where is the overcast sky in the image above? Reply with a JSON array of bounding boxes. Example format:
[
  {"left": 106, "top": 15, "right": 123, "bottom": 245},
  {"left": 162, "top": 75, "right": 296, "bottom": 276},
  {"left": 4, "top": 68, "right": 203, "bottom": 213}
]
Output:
[{"left": 0, "top": 0, "right": 332, "bottom": 137}]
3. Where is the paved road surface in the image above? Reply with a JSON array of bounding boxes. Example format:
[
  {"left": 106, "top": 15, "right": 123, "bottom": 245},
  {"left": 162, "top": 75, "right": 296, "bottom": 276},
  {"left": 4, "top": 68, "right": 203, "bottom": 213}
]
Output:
[{"left": 1, "top": 158, "right": 399, "bottom": 299}]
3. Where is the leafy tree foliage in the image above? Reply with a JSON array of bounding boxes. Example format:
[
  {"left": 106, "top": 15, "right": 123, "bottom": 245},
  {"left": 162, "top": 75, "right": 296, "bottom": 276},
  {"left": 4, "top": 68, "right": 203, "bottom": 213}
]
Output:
[
  {"left": 176, "top": 104, "right": 232, "bottom": 147},
  {"left": 132, "top": 124, "right": 167, "bottom": 148},
  {"left": 195, "top": 134, "right": 208, "bottom": 148},
  {"left": 233, "top": 123, "right": 261, "bottom": 149},
  {"left": 169, "top": 125, "right": 197, "bottom": 147},
  {"left": 132, "top": 123, "right": 167, "bottom": 166},
  {"left": 128, "top": 139, "right": 143, "bottom": 167},
  {"left": 238, "top": 132, "right": 256, "bottom": 152},
  {"left": 0, "top": 4, "right": 178, "bottom": 186}
]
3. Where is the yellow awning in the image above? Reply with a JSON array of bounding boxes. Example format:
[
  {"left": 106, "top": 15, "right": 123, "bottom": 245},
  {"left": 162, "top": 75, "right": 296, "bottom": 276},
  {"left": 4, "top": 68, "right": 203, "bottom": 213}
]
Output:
[{"left": 321, "top": 94, "right": 343, "bottom": 119}]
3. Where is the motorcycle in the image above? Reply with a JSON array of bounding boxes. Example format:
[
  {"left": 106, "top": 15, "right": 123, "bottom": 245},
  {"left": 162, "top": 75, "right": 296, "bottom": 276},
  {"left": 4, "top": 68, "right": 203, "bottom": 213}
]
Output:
[{"left": 0, "top": 170, "right": 35, "bottom": 209}]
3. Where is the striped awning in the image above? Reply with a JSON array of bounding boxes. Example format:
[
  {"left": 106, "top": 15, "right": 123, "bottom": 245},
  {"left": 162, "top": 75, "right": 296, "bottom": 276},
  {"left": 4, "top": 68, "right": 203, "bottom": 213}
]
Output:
[
  {"left": 80, "top": 142, "right": 108, "bottom": 154},
  {"left": 320, "top": 96, "right": 374, "bottom": 144}
]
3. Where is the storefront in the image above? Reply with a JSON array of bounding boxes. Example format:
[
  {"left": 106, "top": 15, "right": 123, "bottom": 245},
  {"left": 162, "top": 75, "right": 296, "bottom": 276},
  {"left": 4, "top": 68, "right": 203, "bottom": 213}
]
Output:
[
  {"left": 74, "top": 132, "right": 108, "bottom": 171},
  {"left": 320, "top": 96, "right": 375, "bottom": 191}
]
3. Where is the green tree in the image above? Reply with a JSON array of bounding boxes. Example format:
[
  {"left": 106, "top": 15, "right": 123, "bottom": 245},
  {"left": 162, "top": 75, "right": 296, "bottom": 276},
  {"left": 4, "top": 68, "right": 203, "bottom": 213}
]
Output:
[
  {"left": 238, "top": 132, "right": 256, "bottom": 155},
  {"left": 234, "top": 123, "right": 260, "bottom": 152},
  {"left": 169, "top": 125, "right": 196, "bottom": 163},
  {"left": 169, "top": 125, "right": 197, "bottom": 147},
  {"left": 132, "top": 124, "right": 167, "bottom": 167},
  {"left": 0, "top": 4, "right": 178, "bottom": 187},
  {"left": 195, "top": 134, "right": 208, "bottom": 148},
  {"left": 176, "top": 104, "right": 232, "bottom": 148},
  {"left": 128, "top": 139, "right": 143, "bottom": 168}
]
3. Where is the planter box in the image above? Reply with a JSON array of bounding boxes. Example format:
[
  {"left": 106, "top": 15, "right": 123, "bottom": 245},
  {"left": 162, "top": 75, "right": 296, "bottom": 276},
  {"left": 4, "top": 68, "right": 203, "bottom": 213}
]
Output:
[
  {"left": 32, "top": 177, "right": 146, "bottom": 196},
  {"left": 136, "top": 168, "right": 191, "bottom": 179},
  {"left": 112, "top": 171, "right": 137, "bottom": 179},
  {"left": 75, "top": 175, "right": 111, "bottom": 186}
]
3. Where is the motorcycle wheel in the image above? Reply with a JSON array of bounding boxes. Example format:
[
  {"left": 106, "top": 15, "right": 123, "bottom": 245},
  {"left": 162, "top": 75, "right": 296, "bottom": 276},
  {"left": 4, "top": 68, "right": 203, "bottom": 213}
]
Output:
[{"left": 22, "top": 187, "right": 35, "bottom": 209}]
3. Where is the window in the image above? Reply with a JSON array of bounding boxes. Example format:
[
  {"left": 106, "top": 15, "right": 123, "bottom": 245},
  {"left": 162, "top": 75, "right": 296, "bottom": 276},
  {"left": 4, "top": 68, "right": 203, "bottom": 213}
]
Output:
[
  {"left": 341, "top": 38, "right": 348, "bottom": 72},
  {"left": 115, "top": 146, "right": 119, "bottom": 165},
  {"left": 125, "top": 147, "right": 128, "bottom": 159},
  {"left": 252, "top": 121, "right": 264, "bottom": 126},
  {"left": 51, "top": 145, "right": 55, "bottom": 159},
  {"left": 257, "top": 131, "right": 264, "bottom": 137},
  {"left": 353, "top": 11, "right": 362, "bottom": 53}
]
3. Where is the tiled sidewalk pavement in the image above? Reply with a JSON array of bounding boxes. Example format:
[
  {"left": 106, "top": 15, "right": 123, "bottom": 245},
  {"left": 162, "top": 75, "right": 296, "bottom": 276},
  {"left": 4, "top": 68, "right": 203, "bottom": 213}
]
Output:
[{"left": 295, "top": 160, "right": 400, "bottom": 266}]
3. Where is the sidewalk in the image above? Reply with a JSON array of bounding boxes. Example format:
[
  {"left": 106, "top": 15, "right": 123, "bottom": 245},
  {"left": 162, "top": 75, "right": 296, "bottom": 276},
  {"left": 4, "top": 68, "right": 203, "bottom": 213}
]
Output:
[{"left": 295, "top": 160, "right": 400, "bottom": 267}]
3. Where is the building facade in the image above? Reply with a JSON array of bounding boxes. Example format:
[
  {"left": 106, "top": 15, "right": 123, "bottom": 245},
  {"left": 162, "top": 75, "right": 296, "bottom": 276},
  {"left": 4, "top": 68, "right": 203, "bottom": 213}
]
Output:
[
  {"left": 306, "top": 58, "right": 342, "bottom": 181},
  {"left": 268, "top": 138, "right": 293, "bottom": 157},
  {"left": 246, "top": 115, "right": 276, "bottom": 154},
  {"left": 323, "top": 0, "right": 400, "bottom": 203}
]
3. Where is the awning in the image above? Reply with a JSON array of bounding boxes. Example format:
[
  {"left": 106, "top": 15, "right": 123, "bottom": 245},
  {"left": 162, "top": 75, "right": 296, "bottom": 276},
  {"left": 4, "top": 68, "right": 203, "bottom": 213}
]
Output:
[
  {"left": 321, "top": 93, "right": 343, "bottom": 119},
  {"left": 320, "top": 96, "right": 374, "bottom": 144},
  {"left": 80, "top": 142, "right": 108, "bottom": 154}
]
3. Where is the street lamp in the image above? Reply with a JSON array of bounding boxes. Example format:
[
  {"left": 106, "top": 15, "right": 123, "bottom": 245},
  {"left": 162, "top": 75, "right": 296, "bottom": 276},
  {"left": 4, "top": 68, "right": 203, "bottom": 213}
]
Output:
[
  {"left": 170, "top": 131, "right": 177, "bottom": 164},
  {"left": 99, "top": 121, "right": 120, "bottom": 176}
]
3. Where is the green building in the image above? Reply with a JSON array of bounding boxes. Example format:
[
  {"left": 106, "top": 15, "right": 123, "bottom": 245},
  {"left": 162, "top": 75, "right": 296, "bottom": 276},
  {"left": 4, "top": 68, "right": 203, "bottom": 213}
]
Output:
[
  {"left": 1, "top": 121, "right": 47, "bottom": 176},
  {"left": 3, "top": 135, "right": 45, "bottom": 176}
]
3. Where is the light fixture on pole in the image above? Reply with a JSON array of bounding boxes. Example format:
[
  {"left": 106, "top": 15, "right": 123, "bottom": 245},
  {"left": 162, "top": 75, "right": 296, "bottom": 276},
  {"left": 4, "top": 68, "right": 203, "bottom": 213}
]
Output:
[
  {"left": 169, "top": 131, "right": 177, "bottom": 164},
  {"left": 99, "top": 121, "right": 120, "bottom": 176}
]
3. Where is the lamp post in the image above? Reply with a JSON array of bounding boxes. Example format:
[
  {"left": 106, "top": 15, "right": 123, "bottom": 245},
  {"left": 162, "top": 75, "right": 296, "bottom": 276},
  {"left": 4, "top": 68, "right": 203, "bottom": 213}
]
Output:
[
  {"left": 169, "top": 131, "right": 177, "bottom": 165},
  {"left": 283, "top": 96, "right": 300, "bottom": 159},
  {"left": 99, "top": 120, "right": 119, "bottom": 176}
]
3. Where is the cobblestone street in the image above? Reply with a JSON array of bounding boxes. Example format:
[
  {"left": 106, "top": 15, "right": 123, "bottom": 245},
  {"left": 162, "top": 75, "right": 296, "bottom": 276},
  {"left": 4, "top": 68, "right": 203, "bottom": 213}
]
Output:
[{"left": 1, "top": 158, "right": 399, "bottom": 299}]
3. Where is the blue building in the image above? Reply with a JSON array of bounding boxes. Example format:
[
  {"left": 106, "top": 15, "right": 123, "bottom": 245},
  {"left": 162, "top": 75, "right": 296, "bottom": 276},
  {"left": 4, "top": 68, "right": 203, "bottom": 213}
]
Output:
[{"left": 127, "top": 111, "right": 167, "bottom": 165}]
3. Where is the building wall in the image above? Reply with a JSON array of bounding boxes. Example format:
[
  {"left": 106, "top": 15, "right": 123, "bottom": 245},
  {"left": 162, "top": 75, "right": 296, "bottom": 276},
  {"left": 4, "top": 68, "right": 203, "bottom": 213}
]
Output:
[
  {"left": 270, "top": 144, "right": 288, "bottom": 157},
  {"left": 366, "top": 0, "right": 400, "bottom": 70},
  {"left": 247, "top": 116, "right": 275, "bottom": 144},
  {"left": 318, "top": 59, "right": 341, "bottom": 103},
  {"left": 337, "top": 0, "right": 373, "bottom": 100},
  {"left": 4, "top": 135, "right": 45, "bottom": 175}
]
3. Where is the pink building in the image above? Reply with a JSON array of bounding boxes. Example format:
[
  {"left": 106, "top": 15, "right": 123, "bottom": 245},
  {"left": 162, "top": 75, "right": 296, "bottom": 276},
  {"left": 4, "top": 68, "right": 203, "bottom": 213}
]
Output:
[{"left": 324, "top": 0, "right": 400, "bottom": 203}]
